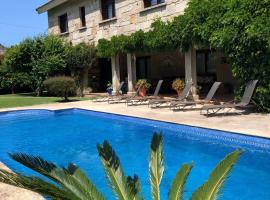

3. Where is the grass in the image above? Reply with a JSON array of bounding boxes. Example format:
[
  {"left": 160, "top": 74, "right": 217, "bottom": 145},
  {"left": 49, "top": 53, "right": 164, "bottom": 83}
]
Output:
[{"left": 0, "top": 93, "right": 89, "bottom": 109}]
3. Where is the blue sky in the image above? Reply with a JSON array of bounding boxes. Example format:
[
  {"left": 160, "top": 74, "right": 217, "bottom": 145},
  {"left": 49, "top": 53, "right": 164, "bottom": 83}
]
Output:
[{"left": 0, "top": 0, "right": 48, "bottom": 47}]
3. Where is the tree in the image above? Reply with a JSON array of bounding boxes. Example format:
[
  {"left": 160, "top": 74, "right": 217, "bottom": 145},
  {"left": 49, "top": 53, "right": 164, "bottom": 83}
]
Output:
[
  {"left": 30, "top": 35, "right": 68, "bottom": 96},
  {"left": 66, "top": 43, "right": 96, "bottom": 97},
  {"left": 0, "top": 71, "right": 32, "bottom": 94},
  {"left": 0, "top": 133, "right": 242, "bottom": 200},
  {"left": 1, "top": 35, "right": 68, "bottom": 96}
]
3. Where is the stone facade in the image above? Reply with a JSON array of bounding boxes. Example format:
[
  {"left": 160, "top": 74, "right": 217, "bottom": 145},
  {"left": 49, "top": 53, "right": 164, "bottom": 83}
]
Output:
[
  {"left": 40, "top": 0, "right": 236, "bottom": 96},
  {"left": 47, "top": 0, "right": 187, "bottom": 44}
]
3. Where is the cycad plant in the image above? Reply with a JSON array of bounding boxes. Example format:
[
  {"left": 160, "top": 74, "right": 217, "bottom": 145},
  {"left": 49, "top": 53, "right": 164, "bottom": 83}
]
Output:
[{"left": 0, "top": 132, "right": 243, "bottom": 200}]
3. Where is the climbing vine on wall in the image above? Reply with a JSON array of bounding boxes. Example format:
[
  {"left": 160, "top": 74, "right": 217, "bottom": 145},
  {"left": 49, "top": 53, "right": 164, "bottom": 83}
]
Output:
[{"left": 97, "top": 0, "right": 270, "bottom": 112}]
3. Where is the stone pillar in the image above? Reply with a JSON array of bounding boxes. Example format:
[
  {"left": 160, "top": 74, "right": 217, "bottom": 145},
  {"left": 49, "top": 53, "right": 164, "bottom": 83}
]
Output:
[
  {"left": 111, "top": 54, "right": 120, "bottom": 94},
  {"left": 185, "top": 48, "right": 198, "bottom": 99},
  {"left": 127, "top": 53, "right": 137, "bottom": 95}
]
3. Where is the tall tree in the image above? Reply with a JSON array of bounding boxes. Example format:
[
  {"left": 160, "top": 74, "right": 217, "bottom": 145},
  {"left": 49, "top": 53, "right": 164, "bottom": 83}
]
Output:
[{"left": 66, "top": 43, "right": 96, "bottom": 97}]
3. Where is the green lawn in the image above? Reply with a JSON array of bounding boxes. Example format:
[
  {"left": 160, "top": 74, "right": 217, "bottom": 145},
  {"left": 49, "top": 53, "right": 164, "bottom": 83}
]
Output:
[{"left": 0, "top": 93, "right": 89, "bottom": 109}]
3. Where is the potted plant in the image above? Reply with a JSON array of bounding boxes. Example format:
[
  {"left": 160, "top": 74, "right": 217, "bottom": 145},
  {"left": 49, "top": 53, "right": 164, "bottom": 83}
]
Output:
[
  {"left": 172, "top": 78, "right": 185, "bottom": 96},
  {"left": 106, "top": 81, "right": 113, "bottom": 95},
  {"left": 135, "top": 79, "right": 151, "bottom": 97}
]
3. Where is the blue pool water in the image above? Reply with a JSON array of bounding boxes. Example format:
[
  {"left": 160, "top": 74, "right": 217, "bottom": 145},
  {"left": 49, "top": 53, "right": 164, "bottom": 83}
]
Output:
[{"left": 0, "top": 109, "right": 270, "bottom": 199}]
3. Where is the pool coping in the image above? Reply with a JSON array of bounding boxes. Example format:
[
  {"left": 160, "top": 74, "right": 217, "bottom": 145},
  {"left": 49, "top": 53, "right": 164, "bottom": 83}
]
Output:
[
  {"left": 1, "top": 107, "right": 270, "bottom": 142},
  {"left": 0, "top": 100, "right": 269, "bottom": 138}
]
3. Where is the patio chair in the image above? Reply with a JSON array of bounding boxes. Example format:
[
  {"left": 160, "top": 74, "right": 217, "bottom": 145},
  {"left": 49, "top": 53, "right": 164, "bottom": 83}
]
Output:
[
  {"left": 170, "top": 82, "right": 222, "bottom": 110},
  {"left": 126, "top": 80, "right": 164, "bottom": 106},
  {"left": 93, "top": 81, "right": 125, "bottom": 102},
  {"left": 149, "top": 82, "right": 193, "bottom": 108},
  {"left": 201, "top": 80, "right": 258, "bottom": 116},
  {"left": 108, "top": 83, "right": 143, "bottom": 104}
]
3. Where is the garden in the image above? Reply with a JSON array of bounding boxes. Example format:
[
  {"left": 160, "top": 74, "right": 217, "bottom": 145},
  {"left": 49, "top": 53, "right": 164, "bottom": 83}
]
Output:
[
  {"left": 0, "top": 36, "right": 96, "bottom": 107},
  {"left": 0, "top": 0, "right": 269, "bottom": 112}
]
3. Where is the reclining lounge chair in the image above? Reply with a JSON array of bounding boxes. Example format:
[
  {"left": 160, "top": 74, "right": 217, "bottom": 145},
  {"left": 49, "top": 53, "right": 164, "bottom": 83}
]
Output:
[
  {"left": 108, "top": 83, "right": 142, "bottom": 104},
  {"left": 201, "top": 80, "right": 258, "bottom": 116},
  {"left": 149, "top": 82, "right": 193, "bottom": 108},
  {"left": 126, "top": 80, "right": 163, "bottom": 106},
  {"left": 170, "top": 82, "right": 222, "bottom": 110}
]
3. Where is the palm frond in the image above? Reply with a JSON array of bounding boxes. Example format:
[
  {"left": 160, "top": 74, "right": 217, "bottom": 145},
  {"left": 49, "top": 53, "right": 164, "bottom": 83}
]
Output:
[
  {"left": 0, "top": 169, "right": 73, "bottom": 200},
  {"left": 49, "top": 167, "right": 105, "bottom": 200},
  {"left": 190, "top": 150, "right": 243, "bottom": 200},
  {"left": 168, "top": 163, "right": 193, "bottom": 200},
  {"left": 9, "top": 153, "right": 106, "bottom": 200},
  {"left": 127, "top": 175, "right": 143, "bottom": 200},
  {"left": 149, "top": 133, "right": 164, "bottom": 200},
  {"left": 97, "top": 140, "right": 142, "bottom": 200},
  {"left": 67, "top": 163, "right": 106, "bottom": 199},
  {"left": 9, "top": 153, "right": 57, "bottom": 180}
]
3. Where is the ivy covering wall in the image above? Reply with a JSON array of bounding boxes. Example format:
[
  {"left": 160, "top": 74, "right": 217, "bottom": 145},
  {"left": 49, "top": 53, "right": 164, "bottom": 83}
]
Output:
[{"left": 97, "top": 0, "right": 270, "bottom": 112}]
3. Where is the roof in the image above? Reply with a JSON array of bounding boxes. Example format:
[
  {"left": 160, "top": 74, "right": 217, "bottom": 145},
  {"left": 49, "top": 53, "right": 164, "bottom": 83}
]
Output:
[{"left": 36, "top": 0, "right": 70, "bottom": 14}]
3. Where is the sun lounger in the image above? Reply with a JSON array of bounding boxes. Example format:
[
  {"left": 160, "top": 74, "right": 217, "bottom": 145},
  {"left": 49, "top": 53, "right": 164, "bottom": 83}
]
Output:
[
  {"left": 201, "top": 80, "right": 258, "bottom": 116},
  {"left": 93, "top": 81, "right": 125, "bottom": 102},
  {"left": 108, "top": 83, "right": 142, "bottom": 104},
  {"left": 170, "top": 82, "right": 222, "bottom": 110},
  {"left": 149, "top": 82, "right": 193, "bottom": 108},
  {"left": 126, "top": 80, "right": 163, "bottom": 106}
]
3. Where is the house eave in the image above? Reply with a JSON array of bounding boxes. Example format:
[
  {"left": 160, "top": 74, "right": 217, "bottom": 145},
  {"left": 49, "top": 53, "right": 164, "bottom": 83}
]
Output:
[{"left": 36, "top": 0, "right": 70, "bottom": 14}]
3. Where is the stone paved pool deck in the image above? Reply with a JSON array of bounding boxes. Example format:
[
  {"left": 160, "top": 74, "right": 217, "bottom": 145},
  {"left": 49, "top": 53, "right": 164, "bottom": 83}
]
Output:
[{"left": 0, "top": 100, "right": 269, "bottom": 199}]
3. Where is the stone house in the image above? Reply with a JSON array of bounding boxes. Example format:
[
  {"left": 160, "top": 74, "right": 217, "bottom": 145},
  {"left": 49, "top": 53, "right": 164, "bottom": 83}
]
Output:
[{"left": 37, "top": 0, "right": 236, "bottom": 96}]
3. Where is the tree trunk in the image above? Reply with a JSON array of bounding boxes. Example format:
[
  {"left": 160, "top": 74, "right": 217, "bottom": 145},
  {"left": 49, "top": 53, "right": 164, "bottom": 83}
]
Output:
[
  {"left": 78, "top": 68, "right": 89, "bottom": 97},
  {"left": 11, "top": 85, "right": 15, "bottom": 94}
]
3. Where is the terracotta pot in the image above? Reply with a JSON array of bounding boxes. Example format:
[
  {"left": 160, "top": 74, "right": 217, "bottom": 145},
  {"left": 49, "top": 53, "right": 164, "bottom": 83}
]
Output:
[
  {"left": 177, "top": 90, "right": 183, "bottom": 97},
  {"left": 139, "top": 88, "right": 147, "bottom": 97}
]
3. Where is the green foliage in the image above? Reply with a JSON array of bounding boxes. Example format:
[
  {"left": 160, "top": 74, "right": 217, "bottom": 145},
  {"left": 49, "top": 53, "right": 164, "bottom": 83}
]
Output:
[
  {"left": 66, "top": 43, "right": 96, "bottom": 96},
  {"left": 172, "top": 78, "right": 185, "bottom": 92},
  {"left": 0, "top": 133, "right": 242, "bottom": 200},
  {"left": 96, "top": 0, "right": 270, "bottom": 111},
  {"left": 135, "top": 79, "right": 151, "bottom": 91},
  {"left": 97, "top": 141, "right": 142, "bottom": 200},
  {"left": 191, "top": 150, "right": 243, "bottom": 200},
  {"left": 149, "top": 133, "right": 164, "bottom": 200},
  {"left": 168, "top": 163, "right": 193, "bottom": 200},
  {"left": 1, "top": 35, "right": 68, "bottom": 95},
  {"left": 66, "top": 43, "right": 96, "bottom": 72},
  {"left": 183, "top": 0, "right": 270, "bottom": 111},
  {"left": 43, "top": 76, "right": 76, "bottom": 101},
  {"left": 0, "top": 70, "right": 32, "bottom": 94}
]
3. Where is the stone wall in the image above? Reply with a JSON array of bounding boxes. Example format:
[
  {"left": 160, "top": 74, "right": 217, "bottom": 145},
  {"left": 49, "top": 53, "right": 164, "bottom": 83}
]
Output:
[{"left": 47, "top": 0, "right": 187, "bottom": 44}]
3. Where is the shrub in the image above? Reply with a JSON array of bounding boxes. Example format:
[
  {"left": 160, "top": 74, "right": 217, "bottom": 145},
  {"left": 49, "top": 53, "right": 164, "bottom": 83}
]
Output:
[
  {"left": 43, "top": 76, "right": 76, "bottom": 101},
  {"left": 172, "top": 78, "right": 185, "bottom": 92},
  {"left": 135, "top": 79, "right": 151, "bottom": 91}
]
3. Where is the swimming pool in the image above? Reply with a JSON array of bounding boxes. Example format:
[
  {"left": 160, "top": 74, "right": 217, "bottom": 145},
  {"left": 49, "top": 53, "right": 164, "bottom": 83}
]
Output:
[{"left": 0, "top": 109, "right": 269, "bottom": 199}]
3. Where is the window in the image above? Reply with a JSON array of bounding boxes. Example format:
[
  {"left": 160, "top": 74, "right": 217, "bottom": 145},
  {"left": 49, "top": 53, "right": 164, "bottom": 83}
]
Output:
[
  {"left": 59, "top": 13, "right": 68, "bottom": 33},
  {"left": 196, "top": 50, "right": 217, "bottom": 74},
  {"left": 101, "top": 0, "right": 115, "bottom": 20},
  {"left": 80, "top": 7, "right": 86, "bottom": 27},
  {"left": 144, "top": 0, "right": 165, "bottom": 8}
]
